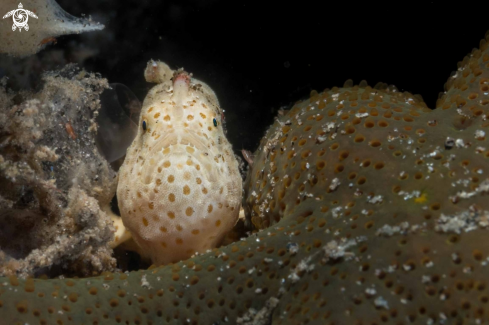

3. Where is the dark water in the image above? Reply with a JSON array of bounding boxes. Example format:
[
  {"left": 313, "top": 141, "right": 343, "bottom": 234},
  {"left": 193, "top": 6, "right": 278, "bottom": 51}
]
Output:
[
  {"left": 6, "top": 0, "right": 489, "bottom": 152},
  {"left": 0, "top": 0, "right": 489, "bottom": 291}
]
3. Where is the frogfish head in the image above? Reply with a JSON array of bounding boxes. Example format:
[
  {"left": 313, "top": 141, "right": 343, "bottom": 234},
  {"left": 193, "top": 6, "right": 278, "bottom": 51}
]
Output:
[{"left": 117, "top": 60, "right": 242, "bottom": 265}]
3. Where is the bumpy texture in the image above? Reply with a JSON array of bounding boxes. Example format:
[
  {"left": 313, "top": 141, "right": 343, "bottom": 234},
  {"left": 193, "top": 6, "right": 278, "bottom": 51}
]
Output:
[
  {"left": 0, "top": 65, "right": 117, "bottom": 278},
  {"left": 0, "top": 0, "right": 103, "bottom": 57},
  {"left": 117, "top": 61, "right": 242, "bottom": 265},
  {"left": 2, "top": 33, "right": 489, "bottom": 325}
]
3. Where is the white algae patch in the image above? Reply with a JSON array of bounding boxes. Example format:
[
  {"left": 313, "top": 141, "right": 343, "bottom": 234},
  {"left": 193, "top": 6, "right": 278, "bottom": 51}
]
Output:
[
  {"left": 236, "top": 297, "right": 280, "bottom": 325},
  {"left": 435, "top": 205, "right": 489, "bottom": 234}
]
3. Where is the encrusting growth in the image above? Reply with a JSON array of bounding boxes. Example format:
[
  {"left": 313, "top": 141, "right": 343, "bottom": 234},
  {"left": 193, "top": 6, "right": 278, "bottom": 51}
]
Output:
[
  {"left": 117, "top": 60, "right": 242, "bottom": 265},
  {"left": 0, "top": 65, "right": 116, "bottom": 278}
]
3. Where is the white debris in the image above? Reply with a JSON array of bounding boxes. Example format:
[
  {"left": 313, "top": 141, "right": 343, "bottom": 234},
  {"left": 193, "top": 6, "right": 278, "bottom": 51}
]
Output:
[
  {"left": 435, "top": 205, "right": 489, "bottom": 234},
  {"left": 455, "top": 138, "right": 467, "bottom": 148},
  {"left": 397, "top": 190, "right": 421, "bottom": 201},
  {"left": 140, "top": 275, "right": 151, "bottom": 289},
  {"left": 374, "top": 296, "right": 389, "bottom": 309},
  {"left": 331, "top": 206, "right": 343, "bottom": 218},
  {"left": 355, "top": 112, "right": 369, "bottom": 118},
  {"left": 316, "top": 135, "right": 327, "bottom": 143},
  {"left": 367, "top": 195, "right": 383, "bottom": 204},
  {"left": 236, "top": 297, "right": 280, "bottom": 325},
  {"left": 323, "top": 122, "right": 336, "bottom": 133},
  {"left": 475, "top": 130, "right": 486, "bottom": 140},
  {"left": 329, "top": 178, "right": 341, "bottom": 191},
  {"left": 288, "top": 238, "right": 356, "bottom": 284},
  {"left": 322, "top": 239, "right": 357, "bottom": 260},
  {"left": 375, "top": 221, "right": 410, "bottom": 237},
  {"left": 449, "top": 179, "right": 489, "bottom": 203},
  {"left": 286, "top": 242, "right": 299, "bottom": 254}
]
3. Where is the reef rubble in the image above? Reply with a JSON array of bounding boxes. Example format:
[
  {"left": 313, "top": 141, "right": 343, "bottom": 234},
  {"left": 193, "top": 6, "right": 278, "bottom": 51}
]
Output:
[{"left": 0, "top": 64, "right": 116, "bottom": 278}]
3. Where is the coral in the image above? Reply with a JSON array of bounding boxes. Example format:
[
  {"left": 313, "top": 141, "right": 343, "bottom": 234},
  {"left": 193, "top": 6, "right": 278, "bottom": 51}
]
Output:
[
  {"left": 2, "top": 32, "right": 489, "bottom": 325},
  {"left": 242, "top": 35, "right": 489, "bottom": 323},
  {"left": 0, "top": 0, "right": 103, "bottom": 57},
  {"left": 117, "top": 60, "right": 242, "bottom": 265},
  {"left": 0, "top": 64, "right": 117, "bottom": 278}
]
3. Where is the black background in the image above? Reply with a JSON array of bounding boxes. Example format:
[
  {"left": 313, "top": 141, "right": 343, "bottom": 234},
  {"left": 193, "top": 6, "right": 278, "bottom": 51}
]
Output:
[{"left": 34, "top": 1, "right": 489, "bottom": 152}]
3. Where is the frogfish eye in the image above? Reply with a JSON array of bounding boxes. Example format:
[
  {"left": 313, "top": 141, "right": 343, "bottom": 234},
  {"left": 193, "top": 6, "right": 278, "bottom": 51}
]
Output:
[
  {"left": 213, "top": 118, "right": 217, "bottom": 127},
  {"left": 142, "top": 120, "right": 147, "bottom": 131}
]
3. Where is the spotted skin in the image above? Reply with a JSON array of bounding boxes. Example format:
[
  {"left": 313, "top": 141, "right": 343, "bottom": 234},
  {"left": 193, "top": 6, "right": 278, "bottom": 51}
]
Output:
[{"left": 117, "top": 61, "right": 242, "bottom": 265}]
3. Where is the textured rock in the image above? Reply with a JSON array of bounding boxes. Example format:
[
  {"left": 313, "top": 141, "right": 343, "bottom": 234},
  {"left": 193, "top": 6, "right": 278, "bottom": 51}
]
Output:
[
  {"left": 1, "top": 32, "right": 489, "bottom": 325},
  {"left": 0, "top": 65, "right": 116, "bottom": 278}
]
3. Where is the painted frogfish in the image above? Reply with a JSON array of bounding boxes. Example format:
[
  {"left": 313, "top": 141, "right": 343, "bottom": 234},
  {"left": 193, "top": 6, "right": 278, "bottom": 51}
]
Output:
[{"left": 117, "top": 60, "right": 242, "bottom": 265}]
